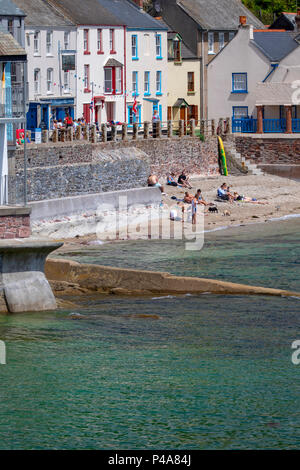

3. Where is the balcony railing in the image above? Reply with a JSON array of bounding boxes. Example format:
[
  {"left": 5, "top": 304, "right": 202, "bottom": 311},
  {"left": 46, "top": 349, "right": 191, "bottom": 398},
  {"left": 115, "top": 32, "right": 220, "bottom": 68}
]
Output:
[
  {"left": 0, "top": 85, "right": 25, "bottom": 120},
  {"left": 232, "top": 117, "right": 300, "bottom": 134}
]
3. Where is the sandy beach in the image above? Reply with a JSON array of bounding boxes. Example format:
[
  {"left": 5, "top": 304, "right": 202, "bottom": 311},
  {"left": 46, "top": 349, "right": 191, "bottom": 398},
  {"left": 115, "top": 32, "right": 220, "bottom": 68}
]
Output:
[{"left": 47, "top": 173, "right": 300, "bottom": 251}]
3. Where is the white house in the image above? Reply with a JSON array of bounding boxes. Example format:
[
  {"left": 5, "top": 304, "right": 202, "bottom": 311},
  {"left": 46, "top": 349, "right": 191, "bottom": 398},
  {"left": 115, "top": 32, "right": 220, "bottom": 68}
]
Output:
[
  {"left": 46, "top": 0, "right": 126, "bottom": 124},
  {"left": 207, "top": 17, "right": 300, "bottom": 134},
  {"left": 12, "top": 0, "right": 77, "bottom": 134},
  {"left": 97, "top": 0, "right": 168, "bottom": 125}
]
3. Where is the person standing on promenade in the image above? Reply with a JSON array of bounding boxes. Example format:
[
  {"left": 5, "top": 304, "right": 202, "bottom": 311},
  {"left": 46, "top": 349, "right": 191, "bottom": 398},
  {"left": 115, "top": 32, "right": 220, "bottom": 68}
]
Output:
[{"left": 152, "top": 109, "right": 160, "bottom": 138}]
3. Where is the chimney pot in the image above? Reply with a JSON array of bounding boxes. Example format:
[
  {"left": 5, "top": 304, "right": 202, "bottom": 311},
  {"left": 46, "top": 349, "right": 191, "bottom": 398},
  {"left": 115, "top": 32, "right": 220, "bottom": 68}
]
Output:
[
  {"left": 239, "top": 16, "right": 247, "bottom": 26},
  {"left": 133, "top": 0, "right": 144, "bottom": 8}
]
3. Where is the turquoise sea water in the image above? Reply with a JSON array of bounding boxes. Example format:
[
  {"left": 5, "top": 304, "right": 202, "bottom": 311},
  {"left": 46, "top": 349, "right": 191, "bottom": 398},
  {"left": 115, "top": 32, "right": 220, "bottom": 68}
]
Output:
[{"left": 0, "top": 219, "right": 299, "bottom": 450}]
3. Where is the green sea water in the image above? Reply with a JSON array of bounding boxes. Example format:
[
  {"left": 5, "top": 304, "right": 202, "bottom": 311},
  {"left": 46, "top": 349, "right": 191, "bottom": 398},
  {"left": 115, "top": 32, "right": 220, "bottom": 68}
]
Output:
[{"left": 0, "top": 218, "right": 299, "bottom": 450}]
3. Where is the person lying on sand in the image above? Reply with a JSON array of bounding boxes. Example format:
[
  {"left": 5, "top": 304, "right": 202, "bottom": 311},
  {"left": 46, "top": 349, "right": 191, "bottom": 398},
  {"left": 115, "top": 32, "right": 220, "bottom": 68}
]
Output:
[
  {"left": 148, "top": 175, "right": 165, "bottom": 193},
  {"left": 233, "top": 192, "right": 269, "bottom": 205},
  {"left": 217, "top": 183, "right": 234, "bottom": 202},
  {"left": 178, "top": 169, "right": 192, "bottom": 189}
]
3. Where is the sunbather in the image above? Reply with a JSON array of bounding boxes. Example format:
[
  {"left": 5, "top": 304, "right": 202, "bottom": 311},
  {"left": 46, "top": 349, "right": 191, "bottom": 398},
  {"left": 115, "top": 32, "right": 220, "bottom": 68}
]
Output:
[
  {"left": 178, "top": 169, "right": 192, "bottom": 189},
  {"left": 217, "top": 183, "right": 234, "bottom": 202},
  {"left": 148, "top": 175, "right": 165, "bottom": 193}
]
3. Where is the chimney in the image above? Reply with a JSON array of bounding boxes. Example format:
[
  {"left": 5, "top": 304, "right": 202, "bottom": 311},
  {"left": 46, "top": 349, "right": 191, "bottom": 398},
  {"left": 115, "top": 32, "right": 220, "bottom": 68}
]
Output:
[
  {"left": 133, "top": 0, "right": 144, "bottom": 8},
  {"left": 296, "top": 9, "right": 300, "bottom": 31},
  {"left": 239, "top": 16, "right": 247, "bottom": 26}
]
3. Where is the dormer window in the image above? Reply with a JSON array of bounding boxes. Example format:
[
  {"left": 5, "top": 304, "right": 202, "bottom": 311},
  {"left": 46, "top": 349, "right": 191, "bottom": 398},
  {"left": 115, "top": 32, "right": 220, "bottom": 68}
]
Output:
[{"left": 173, "top": 38, "right": 181, "bottom": 62}]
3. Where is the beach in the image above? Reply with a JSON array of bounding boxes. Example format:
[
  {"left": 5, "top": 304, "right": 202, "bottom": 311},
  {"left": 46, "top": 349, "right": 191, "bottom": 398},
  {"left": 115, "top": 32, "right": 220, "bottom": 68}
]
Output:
[{"left": 47, "top": 173, "right": 300, "bottom": 250}]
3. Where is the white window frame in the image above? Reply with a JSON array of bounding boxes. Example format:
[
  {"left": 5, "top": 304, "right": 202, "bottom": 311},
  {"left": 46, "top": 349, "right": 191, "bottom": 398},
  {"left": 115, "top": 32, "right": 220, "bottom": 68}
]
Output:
[
  {"left": 208, "top": 32, "right": 215, "bottom": 54},
  {"left": 63, "top": 71, "right": 70, "bottom": 93},
  {"left": 115, "top": 67, "right": 122, "bottom": 94},
  {"left": 64, "top": 31, "right": 70, "bottom": 50},
  {"left": 132, "top": 71, "right": 138, "bottom": 95},
  {"left": 219, "top": 32, "right": 225, "bottom": 50},
  {"left": 156, "top": 71, "right": 161, "bottom": 94},
  {"left": 46, "top": 30, "right": 53, "bottom": 55},
  {"left": 109, "top": 29, "right": 115, "bottom": 52},
  {"left": 34, "top": 68, "right": 40, "bottom": 94},
  {"left": 97, "top": 29, "right": 102, "bottom": 52},
  {"left": 84, "top": 29, "right": 89, "bottom": 52},
  {"left": 155, "top": 34, "right": 161, "bottom": 57},
  {"left": 84, "top": 64, "right": 90, "bottom": 90},
  {"left": 47, "top": 68, "right": 53, "bottom": 94},
  {"left": 104, "top": 67, "right": 113, "bottom": 94},
  {"left": 144, "top": 71, "right": 150, "bottom": 94},
  {"left": 34, "top": 31, "right": 40, "bottom": 55},
  {"left": 132, "top": 35, "right": 137, "bottom": 58}
]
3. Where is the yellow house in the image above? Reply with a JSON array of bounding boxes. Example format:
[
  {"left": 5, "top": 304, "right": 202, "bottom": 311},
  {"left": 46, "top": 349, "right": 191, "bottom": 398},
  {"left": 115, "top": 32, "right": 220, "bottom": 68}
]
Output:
[{"left": 159, "top": 20, "right": 200, "bottom": 127}]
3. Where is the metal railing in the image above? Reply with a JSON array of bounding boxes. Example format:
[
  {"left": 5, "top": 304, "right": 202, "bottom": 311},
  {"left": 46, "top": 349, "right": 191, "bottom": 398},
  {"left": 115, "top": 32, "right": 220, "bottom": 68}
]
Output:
[{"left": 0, "top": 86, "right": 25, "bottom": 119}]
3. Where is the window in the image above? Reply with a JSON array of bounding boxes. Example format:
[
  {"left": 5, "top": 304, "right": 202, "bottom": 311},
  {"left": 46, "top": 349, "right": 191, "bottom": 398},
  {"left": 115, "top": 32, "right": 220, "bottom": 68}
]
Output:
[
  {"left": 132, "top": 71, "right": 138, "bottom": 96},
  {"left": 219, "top": 32, "right": 225, "bottom": 50},
  {"left": 187, "top": 72, "right": 194, "bottom": 92},
  {"left": 34, "top": 31, "right": 40, "bottom": 54},
  {"left": 64, "top": 31, "right": 70, "bottom": 50},
  {"left": 115, "top": 67, "right": 122, "bottom": 94},
  {"left": 47, "top": 68, "right": 53, "bottom": 93},
  {"left": 104, "top": 67, "right": 122, "bottom": 95},
  {"left": 34, "top": 68, "right": 40, "bottom": 94},
  {"left": 229, "top": 32, "right": 235, "bottom": 41},
  {"left": 110, "top": 29, "right": 115, "bottom": 53},
  {"left": 156, "top": 71, "right": 162, "bottom": 95},
  {"left": 104, "top": 68, "right": 112, "bottom": 93},
  {"left": 97, "top": 29, "right": 103, "bottom": 53},
  {"left": 232, "top": 73, "right": 247, "bottom": 93},
  {"left": 46, "top": 31, "right": 53, "bottom": 55},
  {"left": 8, "top": 19, "right": 13, "bottom": 35},
  {"left": 144, "top": 71, "right": 150, "bottom": 95},
  {"left": 173, "top": 40, "right": 181, "bottom": 61},
  {"left": 233, "top": 106, "right": 248, "bottom": 118},
  {"left": 84, "top": 29, "right": 89, "bottom": 53},
  {"left": 208, "top": 32, "right": 215, "bottom": 54},
  {"left": 132, "top": 35, "right": 138, "bottom": 59},
  {"left": 156, "top": 34, "right": 162, "bottom": 58},
  {"left": 64, "top": 71, "right": 70, "bottom": 93},
  {"left": 84, "top": 64, "right": 90, "bottom": 91}
]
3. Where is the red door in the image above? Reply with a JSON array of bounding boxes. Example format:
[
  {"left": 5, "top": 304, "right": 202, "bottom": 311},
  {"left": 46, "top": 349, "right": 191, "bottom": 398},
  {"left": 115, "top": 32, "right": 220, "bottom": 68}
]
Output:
[{"left": 83, "top": 103, "right": 90, "bottom": 124}]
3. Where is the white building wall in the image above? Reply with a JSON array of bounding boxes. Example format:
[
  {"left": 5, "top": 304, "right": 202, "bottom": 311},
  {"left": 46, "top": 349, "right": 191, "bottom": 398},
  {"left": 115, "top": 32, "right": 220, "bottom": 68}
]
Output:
[
  {"left": 26, "top": 27, "right": 76, "bottom": 103},
  {"left": 207, "top": 25, "right": 270, "bottom": 122},
  {"left": 76, "top": 26, "right": 125, "bottom": 123},
  {"left": 126, "top": 30, "right": 168, "bottom": 123}
]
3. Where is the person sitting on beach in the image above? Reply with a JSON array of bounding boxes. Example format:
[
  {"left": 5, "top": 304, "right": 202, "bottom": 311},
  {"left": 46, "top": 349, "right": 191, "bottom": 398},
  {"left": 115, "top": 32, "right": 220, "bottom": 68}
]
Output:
[
  {"left": 217, "top": 183, "right": 234, "bottom": 202},
  {"left": 147, "top": 175, "right": 165, "bottom": 193},
  {"left": 184, "top": 192, "right": 194, "bottom": 203},
  {"left": 167, "top": 172, "right": 179, "bottom": 187},
  {"left": 196, "top": 189, "right": 213, "bottom": 207},
  {"left": 178, "top": 169, "right": 192, "bottom": 189}
]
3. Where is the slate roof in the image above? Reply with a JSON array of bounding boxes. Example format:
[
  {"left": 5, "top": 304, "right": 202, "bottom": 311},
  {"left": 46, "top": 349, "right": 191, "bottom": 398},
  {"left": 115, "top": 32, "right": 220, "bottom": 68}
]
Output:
[
  {"left": 255, "top": 82, "right": 295, "bottom": 105},
  {"left": 0, "top": 0, "right": 25, "bottom": 16},
  {"left": 156, "top": 17, "right": 198, "bottom": 59},
  {"left": 253, "top": 30, "right": 299, "bottom": 62},
  {"left": 0, "top": 29, "right": 26, "bottom": 60},
  {"left": 177, "top": 0, "right": 264, "bottom": 30},
  {"left": 104, "top": 58, "right": 123, "bottom": 67},
  {"left": 45, "top": 0, "right": 123, "bottom": 25},
  {"left": 96, "top": 0, "right": 167, "bottom": 30},
  {"left": 11, "top": 0, "right": 74, "bottom": 26},
  {"left": 269, "top": 12, "right": 296, "bottom": 31}
]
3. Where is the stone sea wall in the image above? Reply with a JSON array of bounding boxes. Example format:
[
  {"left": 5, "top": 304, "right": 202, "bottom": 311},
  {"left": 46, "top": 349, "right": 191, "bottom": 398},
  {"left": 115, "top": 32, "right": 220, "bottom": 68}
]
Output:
[
  {"left": 234, "top": 137, "right": 300, "bottom": 164},
  {"left": 11, "top": 137, "right": 219, "bottom": 203}
]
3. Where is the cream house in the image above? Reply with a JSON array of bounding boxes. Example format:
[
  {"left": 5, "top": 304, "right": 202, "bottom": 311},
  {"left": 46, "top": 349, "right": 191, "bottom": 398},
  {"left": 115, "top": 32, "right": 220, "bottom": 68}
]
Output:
[{"left": 164, "top": 22, "right": 200, "bottom": 128}]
